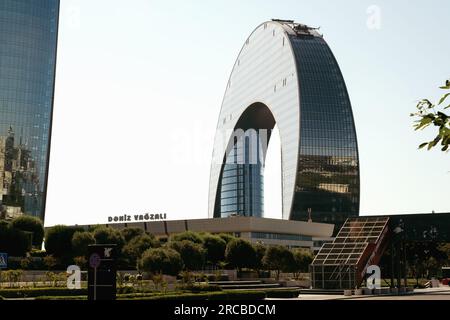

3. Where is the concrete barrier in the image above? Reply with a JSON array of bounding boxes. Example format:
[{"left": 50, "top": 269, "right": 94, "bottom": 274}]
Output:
[{"left": 354, "top": 288, "right": 363, "bottom": 295}]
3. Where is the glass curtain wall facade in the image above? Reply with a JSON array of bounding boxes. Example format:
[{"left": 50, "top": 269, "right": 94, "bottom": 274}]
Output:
[
  {"left": 289, "top": 35, "right": 359, "bottom": 223},
  {"left": 220, "top": 130, "right": 264, "bottom": 217},
  {"left": 0, "top": 0, "right": 60, "bottom": 220},
  {"left": 209, "top": 20, "right": 359, "bottom": 223}
]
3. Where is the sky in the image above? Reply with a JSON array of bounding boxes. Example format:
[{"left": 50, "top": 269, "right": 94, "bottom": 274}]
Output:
[{"left": 45, "top": 0, "right": 450, "bottom": 226}]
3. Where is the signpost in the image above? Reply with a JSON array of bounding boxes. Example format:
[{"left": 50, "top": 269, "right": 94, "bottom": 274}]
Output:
[
  {"left": 87, "top": 244, "right": 117, "bottom": 300},
  {"left": 0, "top": 253, "right": 7, "bottom": 269}
]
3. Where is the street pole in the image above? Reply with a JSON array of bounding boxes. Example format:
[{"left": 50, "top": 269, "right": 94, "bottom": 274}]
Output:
[
  {"left": 402, "top": 239, "right": 408, "bottom": 288},
  {"left": 390, "top": 242, "right": 395, "bottom": 288},
  {"left": 396, "top": 239, "right": 401, "bottom": 288}
]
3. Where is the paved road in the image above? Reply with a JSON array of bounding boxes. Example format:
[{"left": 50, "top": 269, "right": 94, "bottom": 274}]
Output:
[
  {"left": 346, "top": 291, "right": 450, "bottom": 300},
  {"left": 268, "top": 287, "right": 450, "bottom": 300}
]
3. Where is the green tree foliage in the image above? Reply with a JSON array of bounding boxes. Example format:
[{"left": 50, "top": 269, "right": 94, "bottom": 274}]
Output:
[
  {"left": 202, "top": 234, "right": 226, "bottom": 265},
  {"left": 138, "top": 247, "right": 183, "bottom": 276},
  {"left": 292, "top": 249, "right": 314, "bottom": 274},
  {"left": 406, "top": 241, "right": 448, "bottom": 280},
  {"left": 0, "top": 222, "right": 29, "bottom": 256},
  {"left": 225, "top": 239, "right": 257, "bottom": 271},
  {"left": 10, "top": 216, "right": 44, "bottom": 247},
  {"left": 169, "top": 240, "right": 205, "bottom": 271},
  {"left": 44, "top": 225, "right": 83, "bottom": 259},
  {"left": 411, "top": 79, "right": 450, "bottom": 152},
  {"left": 253, "top": 242, "right": 267, "bottom": 271},
  {"left": 120, "top": 227, "right": 145, "bottom": 242},
  {"left": 170, "top": 231, "right": 204, "bottom": 244},
  {"left": 262, "top": 245, "right": 295, "bottom": 280},
  {"left": 122, "top": 234, "right": 160, "bottom": 268},
  {"left": 71, "top": 231, "right": 95, "bottom": 257},
  {"left": 217, "top": 233, "right": 237, "bottom": 245},
  {"left": 93, "top": 227, "right": 125, "bottom": 250}
]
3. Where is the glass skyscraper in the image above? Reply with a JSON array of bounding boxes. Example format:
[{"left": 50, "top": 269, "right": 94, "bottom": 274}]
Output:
[
  {"left": 220, "top": 130, "right": 265, "bottom": 217},
  {"left": 209, "top": 20, "right": 359, "bottom": 224},
  {"left": 0, "top": 0, "right": 60, "bottom": 221}
]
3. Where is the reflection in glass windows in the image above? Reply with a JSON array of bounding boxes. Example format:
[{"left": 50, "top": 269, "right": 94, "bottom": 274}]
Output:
[
  {"left": 0, "top": 0, "right": 60, "bottom": 220},
  {"left": 220, "top": 130, "right": 264, "bottom": 217},
  {"left": 290, "top": 36, "right": 359, "bottom": 223}
]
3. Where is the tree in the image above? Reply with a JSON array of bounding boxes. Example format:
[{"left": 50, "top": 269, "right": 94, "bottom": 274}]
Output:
[
  {"left": 45, "top": 225, "right": 83, "bottom": 260},
  {"left": 292, "top": 249, "right": 314, "bottom": 277},
  {"left": 71, "top": 231, "right": 95, "bottom": 257},
  {"left": 138, "top": 247, "right": 183, "bottom": 276},
  {"left": 170, "top": 231, "right": 204, "bottom": 244},
  {"left": 169, "top": 240, "right": 205, "bottom": 271},
  {"left": 202, "top": 234, "right": 226, "bottom": 266},
  {"left": 43, "top": 255, "right": 58, "bottom": 270},
  {"left": 225, "top": 239, "right": 257, "bottom": 271},
  {"left": 0, "top": 223, "right": 29, "bottom": 256},
  {"left": 122, "top": 234, "right": 159, "bottom": 268},
  {"left": 120, "top": 227, "right": 144, "bottom": 242},
  {"left": 253, "top": 242, "right": 267, "bottom": 272},
  {"left": 262, "top": 245, "right": 295, "bottom": 280},
  {"left": 10, "top": 215, "right": 44, "bottom": 247},
  {"left": 217, "top": 233, "right": 237, "bottom": 245},
  {"left": 411, "top": 79, "right": 450, "bottom": 152},
  {"left": 93, "top": 227, "right": 125, "bottom": 250}
]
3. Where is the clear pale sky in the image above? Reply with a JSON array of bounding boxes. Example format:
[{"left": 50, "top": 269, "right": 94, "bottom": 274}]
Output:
[{"left": 45, "top": 0, "right": 450, "bottom": 226}]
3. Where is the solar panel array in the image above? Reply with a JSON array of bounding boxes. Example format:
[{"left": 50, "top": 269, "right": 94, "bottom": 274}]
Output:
[{"left": 312, "top": 217, "right": 390, "bottom": 267}]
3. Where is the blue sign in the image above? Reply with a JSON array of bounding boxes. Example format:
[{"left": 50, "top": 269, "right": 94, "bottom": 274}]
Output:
[{"left": 0, "top": 253, "right": 7, "bottom": 269}]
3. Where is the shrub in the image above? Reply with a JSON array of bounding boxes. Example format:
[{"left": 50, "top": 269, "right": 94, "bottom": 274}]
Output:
[
  {"left": 43, "top": 255, "right": 58, "bottom": 270},
  {"left": 125, "top": 290, "right": 266, "bottom": 300},
  {"left": 292, "top": 248, "right": 314, "bottom": 275},
  {"left": 169, "top": 240, "right": 205, "bottom": 271},
  {"left": 217, "top": 233, "right": 237, "bottom": 245},
  {"left": 93, "top": 227, "right": 125, "bottom": 250},
  {"left": 263, "top": 245, "right": 295, "bottom": 279},
  {"left": 73, "top": 256, "right": 87, "bottom": 268},
  {"left": 138, "top": 247, "right": 183, "bottom": 276},
  {"left": 122, "top": 234, "right": 159, "bottom": 268},
  {"left": 45, "top": 225, "right": 83, "bottom": 259},
  {"left": 1, "top": 270, "right": 23, "bottom": 288},
  {"left": 30, "top": 250, "right": 47, "bottom": 258},
  {"left": 225, "top": 238, "right": 257, "bottom": 271},
  {"left": 11, "top": 215, "right": 44, "bottom": 247},
  {"left": 170, "top": 231, "right": 204, "bottom": 244},
  {"left": 71, "top": 231, "right": 95, "bottom": 257},
  {"left": 202, "top": 234, "right": 226, "bottom": 265},
  {"left": 180, "top": 283, "right": 222, "bottom": 293},
  {"left": 0, "top": 223, "right": 30, "bottom": 256},
  {"left": 265, "top": 289, "right": 301, "bottom": 298},
  {"left": 0, "top": 288, "right": 87, "bottom": 298},
  {"left": 120, "top": 228, "right": 145, "bottom": 242}
]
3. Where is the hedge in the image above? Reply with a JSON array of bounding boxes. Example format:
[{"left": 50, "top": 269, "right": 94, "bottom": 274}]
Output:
[
  {"left": 265, "top": 289, "right": 300, "bottom": 298},
  {"left": 0, "top": 288, "right": 87, "bottom": 298},
  {"left": 125, "top": 290, "right": 266, "bottom": 300},
  {"left": 35, "top": 295, "right": 88, "bottom": 300}
]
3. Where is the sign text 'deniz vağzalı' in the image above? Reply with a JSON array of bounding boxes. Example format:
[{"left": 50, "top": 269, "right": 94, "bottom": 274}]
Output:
[{"left": 108, "top": 213, "right": 167, "bottom": 223}]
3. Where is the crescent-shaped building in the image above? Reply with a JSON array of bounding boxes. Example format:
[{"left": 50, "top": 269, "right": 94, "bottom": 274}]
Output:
[{"left": 208, "top": 20, "right": 360, "bottom": 224}]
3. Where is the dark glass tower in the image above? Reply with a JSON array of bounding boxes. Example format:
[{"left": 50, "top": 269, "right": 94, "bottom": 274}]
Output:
[
  {"left": 0, "top": 0, "right": 60, "bottom": 221},
  {"left": 209, "top": 20, "right": 359, "bottom": 226}
]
